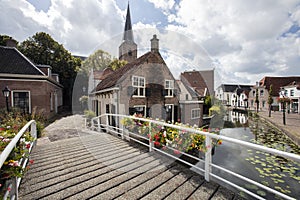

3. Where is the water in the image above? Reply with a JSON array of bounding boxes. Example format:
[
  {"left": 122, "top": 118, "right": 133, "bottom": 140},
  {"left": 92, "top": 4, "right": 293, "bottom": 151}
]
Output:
[{"left": 211, "top": 111, "right": 300, "bottom": 199}]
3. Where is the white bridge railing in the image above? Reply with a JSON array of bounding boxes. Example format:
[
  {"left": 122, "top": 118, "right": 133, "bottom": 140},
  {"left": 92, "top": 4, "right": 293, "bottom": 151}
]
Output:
[
  {"left": 0, "top": 120, "right": 37, "bottom": 200},
  {"left": 90, "top": 113, "right": 300, "bottom": 200}
]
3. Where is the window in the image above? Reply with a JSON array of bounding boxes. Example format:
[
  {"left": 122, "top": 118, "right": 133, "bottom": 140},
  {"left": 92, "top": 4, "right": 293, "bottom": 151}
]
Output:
[
  {"left": 134, "top": 105, "right": 146, "bottom": 116},
  {"left": 290, "top": 90, "right": 294, "bottom": 97},
  {"left": 12, "top": 91, "right": 30, "bottom": 113},
  {"left": 260, "top": 90, "right": 264, "bottom": 96},
  {"left": 284, "top": 90, "right": 288, "bottom": 96},
  {"left": 165, "top": 80, "right": 174, "bottom": 97},
  {"left": 191, "top": 108, "right": 201, "bottom": 119},
  {"left": 132, "top": 76, "right": 145, "bottom": 97}
]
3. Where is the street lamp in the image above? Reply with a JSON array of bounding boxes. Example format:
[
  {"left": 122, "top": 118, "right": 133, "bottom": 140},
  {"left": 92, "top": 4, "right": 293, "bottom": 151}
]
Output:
[{"left": 2, "top": 86, "right": 10, "bottom": 112}]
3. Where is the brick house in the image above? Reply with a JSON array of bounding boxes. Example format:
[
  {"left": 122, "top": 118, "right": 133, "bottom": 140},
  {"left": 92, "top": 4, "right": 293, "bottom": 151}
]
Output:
[
  {"left": 0, "top": 45, "right": 63, "bottom": 118},
  {"left": 248, "top": 76, "right": 300, "bottom": 111},
  {"left": 92, "top": 34, "right": 180, "bottom": 124},
  {"left": 89, "top": 4, "right": 206, "bottom": 126}
]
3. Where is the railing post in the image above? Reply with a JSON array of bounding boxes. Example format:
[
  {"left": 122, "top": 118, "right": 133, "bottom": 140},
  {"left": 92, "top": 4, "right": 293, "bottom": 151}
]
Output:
[
  {"left": 121, "top": 117, "right": 124, "bottom": 140},
  {"left": 97, "top": 117, "right": 101, "bottom": 132},
  {"left": 149, "top": 122, "right": 153, "bottom": 152},
  {"left": 106, "top": 114, "right": 109, "bottom": 133},
  {"left": 30, "top": 121, "right": 37, "bottom": 140},
  {"left": 91, "top": 118, "right": 94, "bottom": 130},
  {"left": 205, "top": 135, "right": 212, "bottom": 182},
  {"left": 11, "top": 177, "right": 18, "bottom": 199},
  {"left": 84, "top": 117, "right": 87, "bottom": 129}
]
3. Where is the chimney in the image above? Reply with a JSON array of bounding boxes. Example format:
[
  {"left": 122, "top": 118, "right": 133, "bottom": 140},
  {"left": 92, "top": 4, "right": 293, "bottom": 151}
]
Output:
[
  {"left": 6, "top": 39, "right": 17, "bottom": 48},
  {"left": 151, "top": 34, "right": 159, "bottom": 52}
]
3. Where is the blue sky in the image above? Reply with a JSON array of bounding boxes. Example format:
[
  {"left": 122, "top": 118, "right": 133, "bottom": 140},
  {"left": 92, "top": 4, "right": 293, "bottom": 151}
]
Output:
[{"left": 1, "top": 0, "right": 300, "bottom": 87}]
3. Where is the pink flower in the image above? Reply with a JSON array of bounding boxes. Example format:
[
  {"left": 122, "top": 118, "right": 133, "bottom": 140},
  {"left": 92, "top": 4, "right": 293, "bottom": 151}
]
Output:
[
  {"left": 7, "top": 187, "right": 11, "bottom": 191},
  {"left": 29, "top": 160, "right": 34, "bottom": 164},
  {"left": 173, "top": 150, "right": 181, "bottom": 155},
  {"left": 26, "top": 143, "right": 31, "bottom": 149}
]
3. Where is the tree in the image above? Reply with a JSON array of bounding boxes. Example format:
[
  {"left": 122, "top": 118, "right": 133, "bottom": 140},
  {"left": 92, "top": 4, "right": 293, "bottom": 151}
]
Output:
[
  {"left": 80, "top": 49, "right": 127, "bottom": 75},
  {"left": 268, "top": 85, "right": 274, "bottom": 117},
  {"left": 18, "top": 32, "right": 81, "bottom": 109},
  {"left": 255, "top": 88, "right": 259, "bottom": 113}
]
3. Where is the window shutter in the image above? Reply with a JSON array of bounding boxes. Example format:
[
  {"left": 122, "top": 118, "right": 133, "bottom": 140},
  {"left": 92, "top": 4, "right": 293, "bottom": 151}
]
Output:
[
  {"left": 146, "top": 88, "right": 151, "bottom": 97},
  {"left": 127, "top": 86, "right": 134, "bottom": 96}
]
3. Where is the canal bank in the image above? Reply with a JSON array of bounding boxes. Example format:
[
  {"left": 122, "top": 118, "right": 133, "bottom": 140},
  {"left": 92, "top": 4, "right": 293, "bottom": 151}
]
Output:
[{"left": 257, "top": 110, "right": 300, "bottom": 147}]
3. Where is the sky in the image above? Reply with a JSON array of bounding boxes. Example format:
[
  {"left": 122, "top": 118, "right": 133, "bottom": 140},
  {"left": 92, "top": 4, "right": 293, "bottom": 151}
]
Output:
[{"left": 1, "top": 0, "right": 300, "bottom": 88}]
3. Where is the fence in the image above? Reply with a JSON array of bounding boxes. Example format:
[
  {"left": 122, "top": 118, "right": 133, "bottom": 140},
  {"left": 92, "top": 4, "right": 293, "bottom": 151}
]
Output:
[
  {"left": 90, "top": 113, "right": 300, "bottom": 200},
  {"left": 0, "top": 120, "right": 37, "bottom": 200}
]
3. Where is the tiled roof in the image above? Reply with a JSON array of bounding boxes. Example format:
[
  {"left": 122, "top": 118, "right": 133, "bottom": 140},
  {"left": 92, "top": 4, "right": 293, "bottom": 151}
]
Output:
[
  {"left": 95, "top": 51, "right": 165, "bottom": 91},
  {"left": 180, "top": 71, "right": 208, "bottom": 96},
  {"left": 259, "top": 76, "right": 300, "bottom": 96},
  {"left": 93, "top": 68, "right": 114, "bottom": 80},
  {"left": 0, "top": 46, "right": 44, "bottom": 75},
  {"left": 221, "top": 84, "right": 252, "bottom": 93}
]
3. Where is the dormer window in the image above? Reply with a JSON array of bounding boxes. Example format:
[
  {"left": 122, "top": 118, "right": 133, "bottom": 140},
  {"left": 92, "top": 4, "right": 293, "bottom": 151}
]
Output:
[
  {"left": 132, "top": 76, "right": 145, "bottom": 97},
  {"left": 128, "top": 50, "right": 132, "bottom": 56},
  {"left": 165, "top": 80, "right": 174, "bottom": 97}
]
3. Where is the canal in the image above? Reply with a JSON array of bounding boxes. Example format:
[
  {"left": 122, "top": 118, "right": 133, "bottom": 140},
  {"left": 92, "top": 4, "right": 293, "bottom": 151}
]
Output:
[{"left": 211, "top": 111, "right": 300, "bottom": 199}]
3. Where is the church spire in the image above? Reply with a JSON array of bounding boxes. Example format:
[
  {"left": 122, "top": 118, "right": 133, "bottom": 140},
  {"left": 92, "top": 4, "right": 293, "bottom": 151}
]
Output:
[
  {"left": 119, "top": 2, "right": 137, "bottom": 63},
  {"left": 123, "top": 2, "right": 134, "bottom": 42}
]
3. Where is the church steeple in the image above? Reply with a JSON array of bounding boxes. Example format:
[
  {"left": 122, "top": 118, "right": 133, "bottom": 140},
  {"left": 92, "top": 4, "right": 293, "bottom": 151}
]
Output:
[
  {"left": 119, "top": 2, "right": 137, "bottom": 63},
  {"left": 123, "top": 3, "right": 134, "bottom": 42}
]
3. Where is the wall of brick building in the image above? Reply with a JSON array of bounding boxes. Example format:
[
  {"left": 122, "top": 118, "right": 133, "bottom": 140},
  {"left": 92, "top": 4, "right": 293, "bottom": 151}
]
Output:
[{"left": 0, "top": 79, "right": 62, "bottom": 118}]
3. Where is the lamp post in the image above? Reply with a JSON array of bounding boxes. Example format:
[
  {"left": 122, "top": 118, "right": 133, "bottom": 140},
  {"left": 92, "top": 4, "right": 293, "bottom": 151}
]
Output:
[{"left": 2, "top": 86, "right": 10, "bottom": 112}]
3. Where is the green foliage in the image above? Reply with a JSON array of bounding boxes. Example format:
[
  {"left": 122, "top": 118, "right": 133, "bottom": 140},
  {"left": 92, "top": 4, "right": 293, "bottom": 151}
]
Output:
[
  {"left": 18, "top": 32, "right": 81, "bottom": 108},
  {"left": 121, "top": 114, "right": 222, "bottom": 153},
  {"left": 84, "top": 110, "right": 96, "bottom": 119},
  {"left": 108, "top": 59, "right": 128, "bottom": 71},
  {"left": 204, "top": 95, "right": 212, "bottom": 106},
  {"left": 0, "top": 110, "right": 36, "bottom": 195},
  {"left": 268, "top": 85, "right": 274, "bottom": 105},
  {"left": 80, "top": 49, "right": 127, "bottom": 75}
]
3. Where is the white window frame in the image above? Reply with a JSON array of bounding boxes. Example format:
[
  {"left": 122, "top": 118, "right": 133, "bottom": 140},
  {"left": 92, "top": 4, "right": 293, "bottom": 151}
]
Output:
[
  {"left": 132, "top": 76, "right": 145, "bottom": 97},
  {"left": 191, "top": 108, "right": 201, "bottom": 119},
  {"left": 11, "top": 90, "right": 31, "bottom": 113},
  {"left": 165, "top": 80, "right": 174, "bottom": 97},
  {"left": 133, "top": 105, "right": 146, "bottom": 116},
  {"left": 290, "top": 89, "right": 294, "bottom": 97}
]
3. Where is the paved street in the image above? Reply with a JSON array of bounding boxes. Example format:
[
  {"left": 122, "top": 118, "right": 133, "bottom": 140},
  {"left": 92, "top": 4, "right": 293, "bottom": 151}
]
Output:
[{"left": 258, "top": 110, "right": 300, "bottom": 146}]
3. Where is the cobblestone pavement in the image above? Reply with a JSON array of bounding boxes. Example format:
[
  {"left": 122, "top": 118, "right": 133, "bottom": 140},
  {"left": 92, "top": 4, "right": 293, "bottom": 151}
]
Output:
[
  {"left": 38, "top": 114, "right": 88, "bottom": 144},
  {"left": 258, "top": 110, "right": 300, "bottom": 146}
]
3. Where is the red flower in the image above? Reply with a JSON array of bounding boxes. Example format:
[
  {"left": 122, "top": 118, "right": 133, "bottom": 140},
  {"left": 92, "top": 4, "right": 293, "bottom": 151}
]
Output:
[
  {"left": 26, "top": 144, "right": 31, "bottom": 149},
  {"left": 154, "top": 141, "right": 160, "bottom": 146},
  {"left": 218, "top": 140, "right": 222, "bottom": 145},
  {"left": 29, "top": 160, "right": 34, "bottom": 164},
  {"left": 7, "top": 187, "right": 11, "bottom": 191},
  {"left": 173, "top": 150, "right": 181, "bottom": 155}
]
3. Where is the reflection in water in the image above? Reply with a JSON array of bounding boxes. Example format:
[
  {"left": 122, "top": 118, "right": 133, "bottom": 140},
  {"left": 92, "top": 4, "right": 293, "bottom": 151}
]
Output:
[{"left": 197, "top": 111, "right": 300, "bottom": 199}]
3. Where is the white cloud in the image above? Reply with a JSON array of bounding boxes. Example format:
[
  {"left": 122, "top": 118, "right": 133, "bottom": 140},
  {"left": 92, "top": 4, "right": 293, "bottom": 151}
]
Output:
[
  {"left": 148, "top": 0, "right": 175, "bottom": 11},
  {"left": 166, "top": 0, "right": 300, "bottom": 85},
  {"left": 0, "top": 0, "right": 124, "bottom": 56},
  {"left": 1, "top": 0, "right": 300, "bottom": 87}
]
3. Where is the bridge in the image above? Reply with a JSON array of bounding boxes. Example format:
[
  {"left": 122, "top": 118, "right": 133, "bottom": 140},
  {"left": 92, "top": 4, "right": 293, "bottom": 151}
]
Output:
[{"left": 1, "top": 114, "right": 300, "bottom": 199}]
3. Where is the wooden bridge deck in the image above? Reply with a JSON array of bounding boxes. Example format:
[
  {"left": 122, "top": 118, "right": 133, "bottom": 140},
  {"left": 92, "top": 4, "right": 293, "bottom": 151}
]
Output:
[{"left": 19, "top": 130, "right": 244, "bottom": 200}]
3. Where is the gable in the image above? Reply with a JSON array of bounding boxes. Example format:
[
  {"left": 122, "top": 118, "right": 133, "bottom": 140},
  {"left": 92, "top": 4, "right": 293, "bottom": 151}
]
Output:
[{"left": 95, "top": 51, "right": 167, "bottom": 92}]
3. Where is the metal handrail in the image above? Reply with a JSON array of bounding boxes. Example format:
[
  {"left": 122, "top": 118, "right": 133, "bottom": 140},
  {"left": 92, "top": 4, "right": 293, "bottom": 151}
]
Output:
[
  {"left": 91, "top": 114, "right": 300, "bottom": 200},
  {"left": 0, "top": 120, "right": 37, "bottom": 200}
]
